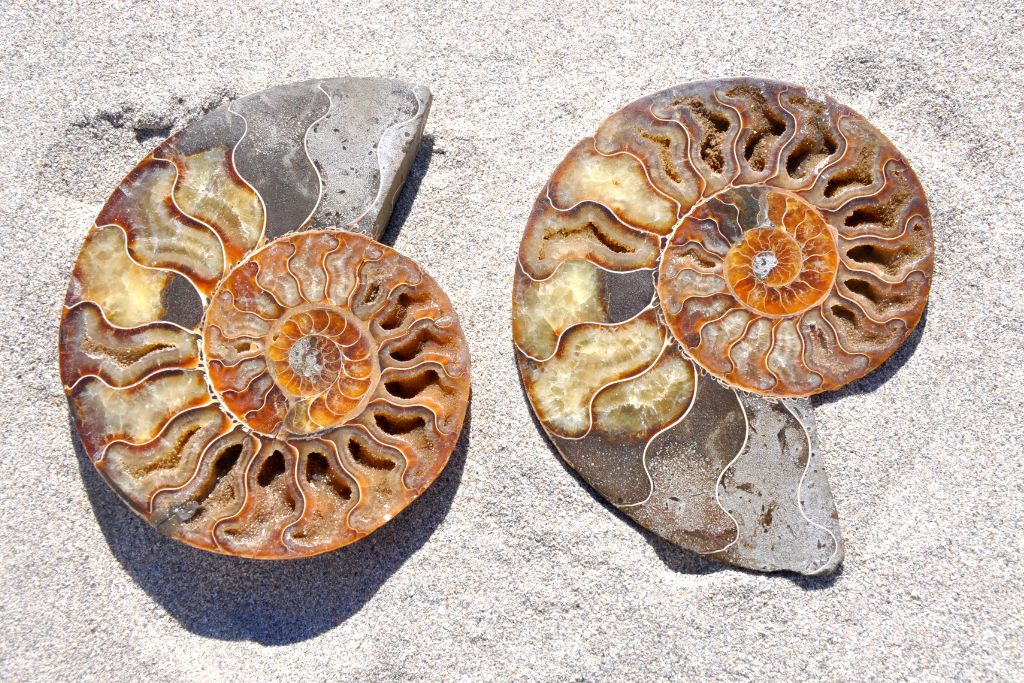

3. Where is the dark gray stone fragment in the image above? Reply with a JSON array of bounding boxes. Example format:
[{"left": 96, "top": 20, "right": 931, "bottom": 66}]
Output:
[
  {"left": 627, "top": 371, "right": 747, "bottom": 555},
  {"left": 159, "top": 273, "right": 205, "bottom": 330},
  {"left": 230, "top": 80, "right": 330, "bottom": 239},
  {"left": 223, "top": 77, "right": 430, "bottom": 241},
  {"left": 164, "top": 106, "right": 245, "bottom": 158},
  {"left": 599, "top": 268, "right": 656, "bottom": 323}
]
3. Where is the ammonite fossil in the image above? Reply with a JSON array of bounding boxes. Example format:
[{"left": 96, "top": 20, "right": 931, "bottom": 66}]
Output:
[
  {"left": 60, "top": 78, "right": 471, "bottom": 559},
  {"left": 513, "top": 78, "right": 933, "bottom": 574}
]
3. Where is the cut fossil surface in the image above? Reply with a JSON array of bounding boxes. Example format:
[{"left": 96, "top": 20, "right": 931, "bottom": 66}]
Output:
[
  {"left": 60, "top": 78, "right": 471, "bottom": 559},
  {"left": 513, "top": 78, "right": 933, "bottom": 574}
]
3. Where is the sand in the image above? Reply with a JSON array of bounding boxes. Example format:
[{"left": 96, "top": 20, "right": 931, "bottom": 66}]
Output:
[{"left": 1, "top": 1, "right": 1022, "bottom": 680}]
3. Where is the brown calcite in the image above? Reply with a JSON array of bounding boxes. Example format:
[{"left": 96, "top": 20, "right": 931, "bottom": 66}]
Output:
[
  {"left": 60, "top": 78, "right": 471, "bottom": 559},
  {"left": 513, "top": 78, "right": 934, "bottom": 574}
]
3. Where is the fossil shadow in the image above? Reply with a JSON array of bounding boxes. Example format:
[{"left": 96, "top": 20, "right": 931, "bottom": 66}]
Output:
[
  {"left": 72, "top": 402, "right": 471, "bottom": 645},
  {"left": 379, "top": 134, "right": 433, "bottom": 248},
  {"left": 811, "top": 306, "right": 929, "bottom": 407}
]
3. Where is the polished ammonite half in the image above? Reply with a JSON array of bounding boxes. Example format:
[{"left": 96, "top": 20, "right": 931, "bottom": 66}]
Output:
[
  {"left": 60, "top": 78, "right": 471, "bottom": 559},
  {"left": 513, "top": 78, "right": 933, "bottom": 574}
]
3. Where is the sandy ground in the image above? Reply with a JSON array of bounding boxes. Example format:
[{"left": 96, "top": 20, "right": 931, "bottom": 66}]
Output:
[{"left": 1, "top": 1, "right": 1022, "bottom": 681}]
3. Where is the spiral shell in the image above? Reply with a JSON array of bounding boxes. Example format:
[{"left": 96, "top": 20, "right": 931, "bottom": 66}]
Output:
[
  {"left": 514, "top": 78, "right": 933, "bottom": 573},
  {"left": 60, "top": 79, "right": 471, "bottom": 559}
]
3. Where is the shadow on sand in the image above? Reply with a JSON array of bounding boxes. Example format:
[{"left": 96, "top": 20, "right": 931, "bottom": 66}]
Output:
[
  {"left": 73, "top": 405, "right": 470, "bottom": 645},
  {"left": 812, "top": 306, "right": 929, "bottom": 407},
  {"left": 380, "top": 134, "right": 433, "bottom": 248}
]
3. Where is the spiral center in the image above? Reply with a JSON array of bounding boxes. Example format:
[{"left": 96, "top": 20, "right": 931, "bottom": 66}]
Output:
[
  {"left": 252, "top": 305, "right": 379, "bottom": 435},
  {"left": 715, "top": 188, "right": 838, "bottom": 317},
  {"left": 204, "top": 285, "right": 380, "bottom": 437},
  {"left": 751, "top": 251, "right": 779, "bottom": 281},
  {"left": 286, "top": 334, "right": 334, "bottom": 384}
]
